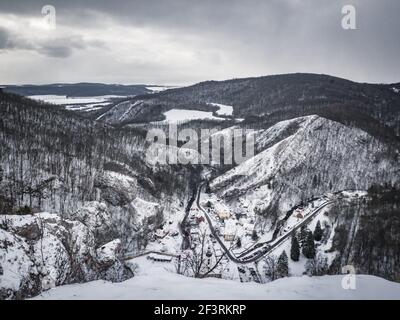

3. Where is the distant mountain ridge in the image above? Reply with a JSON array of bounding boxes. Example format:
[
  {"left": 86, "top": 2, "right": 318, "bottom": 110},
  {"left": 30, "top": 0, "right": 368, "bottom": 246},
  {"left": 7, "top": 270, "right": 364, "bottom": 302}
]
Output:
[
  {"left": 1, "top": 83, "right": 155, "bottom": 97},
  {"left": 94, "top": 73, "right": 400, "bottom": 139}
]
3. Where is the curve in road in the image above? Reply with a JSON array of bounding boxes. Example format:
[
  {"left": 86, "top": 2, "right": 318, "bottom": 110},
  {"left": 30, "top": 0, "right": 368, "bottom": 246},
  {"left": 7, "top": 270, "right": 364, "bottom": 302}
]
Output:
[{"left": 195, "top": 182, "right": 333, "bottom": 264}]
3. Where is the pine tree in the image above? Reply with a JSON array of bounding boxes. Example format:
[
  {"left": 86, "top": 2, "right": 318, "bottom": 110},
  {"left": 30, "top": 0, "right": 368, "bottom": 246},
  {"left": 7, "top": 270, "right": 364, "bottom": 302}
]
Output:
[
  {"left": 277, "top": 250, "right": 289, "bottom": 278},
  {"left": 299, "top": 225, "right": 308, "bottom": 246},
  {"left": 251, "top": 230, "right": 258, "bottom": 241},
  {"left": 314, "top": 220, "right": 323, "bottom": 241},
  {"left": 302, "top": 231, "right": 316, "bottom": 259},
  {"left": 290, "top": 234, "right": 300, "bottom": 261},
  {"left": 236, "top": 237, "right": 242, "bottom": 248}
]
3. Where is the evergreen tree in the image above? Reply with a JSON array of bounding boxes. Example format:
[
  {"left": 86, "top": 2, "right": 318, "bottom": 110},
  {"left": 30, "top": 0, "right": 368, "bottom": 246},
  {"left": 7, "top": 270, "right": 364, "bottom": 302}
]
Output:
[
  {"left": 290, "top": 234, "right": 300, "bottom": 261},
  {"left": 314, "top": 220, "right": 323, "bottom": 241},
  {"left": 302, "top": 231, "right": 316, "bottom": 259},
  {"left": 236, "top": 237, "right": 242, "bottom": 248},
  {"left": 251, "top": 230, "right": 258, "bottom": 241},
  {"left": 277, "top": 250, "right": 289, "bottom": 278},
  {"left": 299, "top": 225, "right": 308, "bottom": 246}
]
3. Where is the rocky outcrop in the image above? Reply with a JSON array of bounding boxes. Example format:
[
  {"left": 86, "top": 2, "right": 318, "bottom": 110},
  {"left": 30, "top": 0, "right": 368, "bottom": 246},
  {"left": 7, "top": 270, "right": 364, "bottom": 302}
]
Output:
[{"left": 0, "top": 212, "right": 132, "bottom": 300}]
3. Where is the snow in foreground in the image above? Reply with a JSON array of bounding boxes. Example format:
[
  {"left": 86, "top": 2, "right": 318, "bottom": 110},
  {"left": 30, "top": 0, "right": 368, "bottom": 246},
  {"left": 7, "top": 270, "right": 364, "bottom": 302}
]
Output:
[{"left": 33, "top": 268, "right": 400, "bottom": 300}]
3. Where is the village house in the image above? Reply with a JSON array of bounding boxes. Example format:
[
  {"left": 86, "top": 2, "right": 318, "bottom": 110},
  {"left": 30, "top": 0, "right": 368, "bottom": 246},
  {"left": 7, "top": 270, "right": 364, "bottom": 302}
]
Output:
[
  {"left": 223, "top": 220, "right": 236, "bottom": 242},
  {"left": 217, "top": 211, "right": 231, "bottom": 220},
  {"left": 294, "top": 209, "right": 304, "bottom": 220},
  {"left": 190, "top": 229, "right": 200, "bottom": 241},
  {"left": 155, "top": 228, "right": 168, "bottom": 239},
  {"left": 296, "top": 212, "right": 304, "bottom": 219},
  {"left": 196, "top": 216, "right": 205, "bottom": 224},
  {"left": 235, "top": 212, "right": 247, "bottom": 220},
  {"left": 224, "top": 233, "right": 235, "bottom": 241}
]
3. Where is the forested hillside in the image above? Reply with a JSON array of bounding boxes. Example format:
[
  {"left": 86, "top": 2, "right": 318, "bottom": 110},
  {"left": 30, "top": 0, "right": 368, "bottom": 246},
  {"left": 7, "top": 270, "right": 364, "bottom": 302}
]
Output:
[
  {"left": 97, "top": 74, "right": 400, "bottom": 139},
  {"left": 0, "top": 91, "right": 201, "bottom": 298}
]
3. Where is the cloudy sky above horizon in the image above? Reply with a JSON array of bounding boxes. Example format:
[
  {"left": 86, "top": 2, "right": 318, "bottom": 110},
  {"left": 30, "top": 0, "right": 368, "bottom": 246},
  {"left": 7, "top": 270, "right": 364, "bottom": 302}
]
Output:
[{"left": 0, "top": 0, "right": 399, "bottom": 85}]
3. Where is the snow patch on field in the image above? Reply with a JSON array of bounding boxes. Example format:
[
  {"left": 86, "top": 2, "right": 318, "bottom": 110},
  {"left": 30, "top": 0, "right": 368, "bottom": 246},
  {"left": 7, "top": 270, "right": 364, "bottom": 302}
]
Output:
[
  {"left": 208, "top": 102, "right": 234, "bottom": 116},
  {"left": 65, "top": 102, "right": 110, "bottom": 111},
  {"left": 28, "top": 95, "right": 125, "bottom": 105},
  {"left": 161, "top": 109, "right": 225, "bottom": 123},
  {"left": 146, "top": 86, "right": 178, "bottom": 92}
]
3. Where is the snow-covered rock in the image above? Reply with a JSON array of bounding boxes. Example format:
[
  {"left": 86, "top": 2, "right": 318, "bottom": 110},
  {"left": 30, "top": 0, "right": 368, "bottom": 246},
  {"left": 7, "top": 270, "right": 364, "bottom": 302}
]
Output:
[
  {"left": 0, "top": 213, "right": 132, "bottom": 300},
  {"left": 96, "top": 239, "right": 122, "bottom": 266},
  {"left": 69, "top": 201, "right": 112, "bottom": 246}
]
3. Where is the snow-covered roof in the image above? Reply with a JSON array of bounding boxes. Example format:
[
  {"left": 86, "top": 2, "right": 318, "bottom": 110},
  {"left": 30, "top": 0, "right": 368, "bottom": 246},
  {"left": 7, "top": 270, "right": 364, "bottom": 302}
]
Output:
[{"left": 223, "top": 219, "right": 237, "bottom": 235}]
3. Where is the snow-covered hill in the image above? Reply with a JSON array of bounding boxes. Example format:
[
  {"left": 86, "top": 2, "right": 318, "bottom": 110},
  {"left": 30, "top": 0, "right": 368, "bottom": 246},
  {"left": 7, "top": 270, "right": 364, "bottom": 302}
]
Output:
[{"left": 211, "top": 115, "right": 400, "bottom": 225}]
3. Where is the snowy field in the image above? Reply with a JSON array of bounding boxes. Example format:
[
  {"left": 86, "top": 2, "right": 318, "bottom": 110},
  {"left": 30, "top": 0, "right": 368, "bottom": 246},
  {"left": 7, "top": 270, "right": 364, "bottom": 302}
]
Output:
[
  {"left": 28, "top": 95, "right": 125, "bottom": 105},
  {"left": 33, "top": 263, "right": 400, "bottom": 300},
  {"left": 208, "top": 102, "right": 234, "bottom": 116},
  {"left": 146, "top": 86, "right": 178, "bottom": 92},
  {"left": 161, "top": 109, "right": 225, "bottom": 123},
  {"left": 158, "top": 103, "right": 236, "bottom": 124}
]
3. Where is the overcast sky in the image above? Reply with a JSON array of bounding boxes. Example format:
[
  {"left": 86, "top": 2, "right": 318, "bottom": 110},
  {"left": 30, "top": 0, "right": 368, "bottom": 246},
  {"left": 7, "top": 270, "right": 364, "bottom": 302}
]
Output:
[{"left": 0, "top": 0, "right": 399, "bottom": 85}]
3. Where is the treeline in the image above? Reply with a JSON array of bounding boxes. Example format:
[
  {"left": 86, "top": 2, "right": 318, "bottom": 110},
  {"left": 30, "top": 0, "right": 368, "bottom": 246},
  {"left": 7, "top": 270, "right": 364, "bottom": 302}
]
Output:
[{"left": 328, "top": 186, "right": 400, "bottom": 281}]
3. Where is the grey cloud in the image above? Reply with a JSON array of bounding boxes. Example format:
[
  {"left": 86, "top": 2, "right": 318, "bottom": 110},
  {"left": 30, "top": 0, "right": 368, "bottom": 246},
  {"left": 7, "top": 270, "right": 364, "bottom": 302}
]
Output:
[
  {"left": 37, "top": 46, "right": 71, "bottom": 58},
  {"left": 0, "top": 27, "right": 35, "bottom": 51},
  {"left": 0, "top": 25, "right": 107, "bottom": 58},
  {"left": 0, "top": 0, "right": 399, "bottom": 83},
  {"left": 0, "top": 27, "right": 10, "bottom": 49}
]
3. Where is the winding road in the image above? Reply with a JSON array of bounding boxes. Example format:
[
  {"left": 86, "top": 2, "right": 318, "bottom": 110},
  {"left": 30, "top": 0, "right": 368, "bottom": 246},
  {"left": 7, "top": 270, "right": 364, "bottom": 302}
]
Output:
[
  {"left": 194, "top": 182, "right": 333, "bottom": 264},
  {"left": 179, "top": 186, "right": 198, "bottom": 250}
]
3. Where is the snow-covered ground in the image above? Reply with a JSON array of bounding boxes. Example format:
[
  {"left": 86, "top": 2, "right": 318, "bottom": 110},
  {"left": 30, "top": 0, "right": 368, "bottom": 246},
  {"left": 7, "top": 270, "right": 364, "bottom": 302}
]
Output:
[
  {"left": 65, "top": 102, "right": 110, "bottom": 112},
  {"left": 28, "top": 95, "right": 125, "bottom": 105},
  {"left": 208, "top": 103, "right": 234, "bottom": 116},
  {"left": 146, "top": 86, "right": 178, "bottom": 92},
  {"left": 32, "top": 256, "right": 400, "bottom": 300},
  {"left": 155, "top": 102, "right": 237, "bottom": 124},
  {"left": 161, "top": 109, "right": 225, "bottom": 123},
  {"left": 28, "top": 94, "right": 129, "bottom": 113}
]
